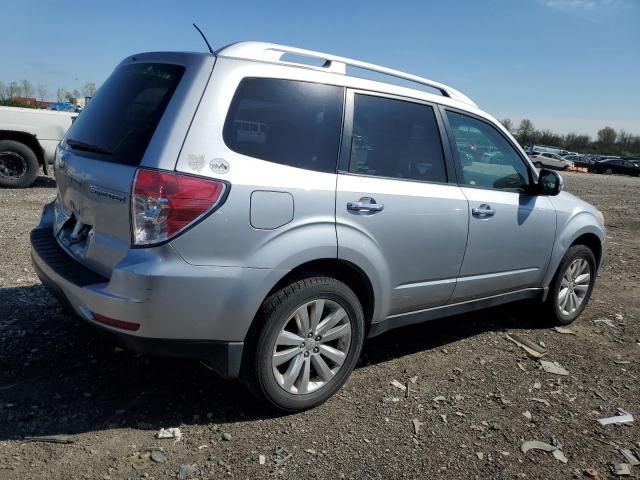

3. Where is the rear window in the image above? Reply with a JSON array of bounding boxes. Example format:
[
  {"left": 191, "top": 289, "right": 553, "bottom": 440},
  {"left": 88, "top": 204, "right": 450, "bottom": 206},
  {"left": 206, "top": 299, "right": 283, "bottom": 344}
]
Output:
[
  {"left": 64, "top": 62, "right": 184, "bottom": 165},
  {"left": 223, "top": 78, "right": 344, "bottom": 173}
]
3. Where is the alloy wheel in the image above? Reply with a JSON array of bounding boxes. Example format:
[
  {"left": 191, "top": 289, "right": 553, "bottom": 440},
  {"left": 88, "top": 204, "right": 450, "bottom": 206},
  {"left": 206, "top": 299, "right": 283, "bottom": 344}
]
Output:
[
  {"left": 272, "top": 299, "right": 352, "bottom": 395},
  {"left": 558, "top": 257, "right": 591, "bottom": 316}
]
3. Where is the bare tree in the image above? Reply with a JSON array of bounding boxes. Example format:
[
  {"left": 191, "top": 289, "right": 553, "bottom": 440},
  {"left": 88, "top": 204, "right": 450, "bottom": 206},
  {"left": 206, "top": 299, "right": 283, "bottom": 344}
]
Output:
[
  {"left": 539, "top": 129, "right": 563, "bottom": 147},
  {"left": 82, "top": 82, "right": 97, "bottom": 97},
  {"left": 21, "top": 79, "right": 35, "bottom": 98},
  {"left": 499, "top": 118, "right": 513, "bottom": 132},
  {"left": 617, "top": 129, "right": 632, "bottom": 153},
  {"left": 8, "top": 81, "right": 22, "bottom": 99},
  {"left": 0, "top": 81, "right": 7, "bottom": 100},
  {"left": 37, "top": 84, "right": 48, "bottom": 102},
  {"left": 56, "top": 87, "right": 67, "bottom": 102}
]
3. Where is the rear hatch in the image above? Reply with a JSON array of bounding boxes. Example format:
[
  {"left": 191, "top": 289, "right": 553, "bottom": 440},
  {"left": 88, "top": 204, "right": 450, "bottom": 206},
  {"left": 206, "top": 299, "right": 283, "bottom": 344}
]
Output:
[{"left": 53, "top": 53, "right": 214, "bottom": 277}]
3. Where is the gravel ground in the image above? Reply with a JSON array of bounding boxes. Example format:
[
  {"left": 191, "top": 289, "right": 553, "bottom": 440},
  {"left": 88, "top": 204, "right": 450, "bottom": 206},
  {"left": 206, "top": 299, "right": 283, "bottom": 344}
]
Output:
[{"left": 0, "top": 172, "right": 638, "bottom": 480}]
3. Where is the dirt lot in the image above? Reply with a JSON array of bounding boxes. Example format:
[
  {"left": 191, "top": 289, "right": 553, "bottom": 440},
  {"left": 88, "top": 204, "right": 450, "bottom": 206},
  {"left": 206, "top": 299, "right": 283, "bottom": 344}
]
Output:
[{"left": 1, "top": 172, "right": 638, "bottom": 480}]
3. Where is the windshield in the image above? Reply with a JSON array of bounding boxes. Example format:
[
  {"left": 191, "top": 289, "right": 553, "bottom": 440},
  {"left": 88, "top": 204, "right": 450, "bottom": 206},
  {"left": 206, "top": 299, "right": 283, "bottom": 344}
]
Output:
[{"left": 64, "top": 62, "right": 184, "bottom": 165}]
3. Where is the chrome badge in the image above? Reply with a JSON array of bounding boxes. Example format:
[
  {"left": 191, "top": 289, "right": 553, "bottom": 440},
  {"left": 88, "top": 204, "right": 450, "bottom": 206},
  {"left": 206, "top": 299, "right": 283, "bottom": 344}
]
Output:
[{"left": 89, "top": 185, "right": 126, "bottom": 203}]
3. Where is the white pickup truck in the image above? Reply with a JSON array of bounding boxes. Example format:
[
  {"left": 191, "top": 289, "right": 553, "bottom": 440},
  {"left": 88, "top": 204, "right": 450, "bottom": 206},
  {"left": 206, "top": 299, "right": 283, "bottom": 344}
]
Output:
[{"left": 0, "top": 106, "right": 75, "bottom": 187}]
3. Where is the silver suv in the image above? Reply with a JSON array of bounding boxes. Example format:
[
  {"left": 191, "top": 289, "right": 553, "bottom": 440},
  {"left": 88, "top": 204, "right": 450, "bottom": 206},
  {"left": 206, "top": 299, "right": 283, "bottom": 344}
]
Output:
[{"left": 31, "top": 42, "right": 605, "bottom": 411}]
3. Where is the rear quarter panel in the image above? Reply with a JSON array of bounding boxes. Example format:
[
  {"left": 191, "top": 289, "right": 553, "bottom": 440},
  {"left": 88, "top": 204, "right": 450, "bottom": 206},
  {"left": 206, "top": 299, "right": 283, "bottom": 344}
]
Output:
[{"left": 171, "top": 57, "right": 338, "bottom": 269}]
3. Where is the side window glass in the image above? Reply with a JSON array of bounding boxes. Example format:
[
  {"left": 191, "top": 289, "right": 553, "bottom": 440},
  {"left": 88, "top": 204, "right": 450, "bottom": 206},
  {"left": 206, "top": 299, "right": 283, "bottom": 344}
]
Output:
[
  {"left": 223, "top": 78, "right": 343, "bottom": 173},
  {"left": 349, "top": 94, "right": 447, "bottom": 183},
  {"left": 446, "top": 111, "right": 530, "bottom": 192}
]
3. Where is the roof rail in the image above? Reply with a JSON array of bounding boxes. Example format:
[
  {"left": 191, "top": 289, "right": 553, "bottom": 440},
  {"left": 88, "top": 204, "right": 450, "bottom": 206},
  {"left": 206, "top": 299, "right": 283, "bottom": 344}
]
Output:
[{"left": 215, "top": 41, "right": 477, "bottom": 107}]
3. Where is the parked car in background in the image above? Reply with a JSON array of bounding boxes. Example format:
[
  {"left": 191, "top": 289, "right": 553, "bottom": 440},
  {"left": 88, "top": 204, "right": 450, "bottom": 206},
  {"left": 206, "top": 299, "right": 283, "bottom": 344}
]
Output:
[
  {"left": 589, "top": 158, "right": 640, "bottom": 176},
  {"left": 528, "top": 145, "right": 569, "bottom": 156},
  {"left": 31, "top": 42, "right": 606, "bottom": 411},
  {"left": 49, "top": 102, "right": 82, "bottom": 113},
  {"left": 563, "top": 154, "right": 593, "bottom": 169},
  {"left": 529, "top": 151, "right": 573, "bottom": 170},
  {"left": 0, "top": 106, "right": 75, "bottom": 187}
]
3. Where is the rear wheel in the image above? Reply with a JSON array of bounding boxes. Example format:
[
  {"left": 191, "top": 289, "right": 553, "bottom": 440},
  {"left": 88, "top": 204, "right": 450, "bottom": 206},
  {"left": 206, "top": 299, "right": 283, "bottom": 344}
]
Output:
[
  {"left": 0, "top": 140, "right": 39, "bottom": 188},
  {"left": 604, "top": 168, "right": 613, "bottom": 175},
  {"left": 534, "top": 161, "right": 543, "bottom": 168},
  {"left": 243, "top": 276, "right": 365, "bottom": 411},
  {"left": 544, "top": 245, "right": 596, "bottom": 325}
]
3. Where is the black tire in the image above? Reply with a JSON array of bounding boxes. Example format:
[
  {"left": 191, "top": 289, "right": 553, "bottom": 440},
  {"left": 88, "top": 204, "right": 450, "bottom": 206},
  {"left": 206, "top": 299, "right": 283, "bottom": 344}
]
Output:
[
  {"left": 604, "top": 168, "right": 613, "bottom": 175},
  {"left": 534, "top": 161, "right": 543, "bottom": 168},
  {"left": 243, "top": 276, "right": 365, "bottom": 412},
  {"left": 0, "top": 140, "right": 40, "bottom": 188},
  {"left": 544, "top": 245, "right": 597, "bottom": 326}
]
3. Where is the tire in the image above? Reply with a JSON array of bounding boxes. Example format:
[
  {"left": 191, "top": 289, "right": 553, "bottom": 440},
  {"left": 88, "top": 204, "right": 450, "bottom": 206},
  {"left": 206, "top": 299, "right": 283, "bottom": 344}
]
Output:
[
  {"left": 243, "top": 276, "right": 365, "bottom": 411},
  {"left": 544, "top": 245, "right": 597, "bottom": 326},
  {"left": 534, "top": 161, "right": 543, "bottom": 168},
  {"left": 604, "top": 168, "right": 613, "bottom": 175},
  {"left": 0, "top": 140, "right": 40, "bottom": 188}
]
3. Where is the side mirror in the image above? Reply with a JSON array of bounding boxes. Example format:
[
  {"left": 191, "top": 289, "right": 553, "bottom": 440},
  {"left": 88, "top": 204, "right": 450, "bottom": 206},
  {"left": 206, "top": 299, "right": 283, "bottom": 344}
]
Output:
[{"left": 538, "top": 168, "right": 563, "bottom": 196}]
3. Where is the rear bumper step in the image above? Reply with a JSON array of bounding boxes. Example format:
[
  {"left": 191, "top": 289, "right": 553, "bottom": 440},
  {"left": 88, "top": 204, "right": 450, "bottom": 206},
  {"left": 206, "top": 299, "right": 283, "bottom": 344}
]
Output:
[{"left": 30, "top": 227, "right": 107, "bottom": 286}]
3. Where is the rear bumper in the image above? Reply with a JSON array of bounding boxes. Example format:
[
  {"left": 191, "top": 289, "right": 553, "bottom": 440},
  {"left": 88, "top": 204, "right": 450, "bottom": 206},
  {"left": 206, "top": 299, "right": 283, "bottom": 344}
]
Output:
[
  {"left": 31, "top": 228, "right": 244, "bottom": 378},
  {"left": 30, "top": 203, "right": 280, "bottom": 378}
]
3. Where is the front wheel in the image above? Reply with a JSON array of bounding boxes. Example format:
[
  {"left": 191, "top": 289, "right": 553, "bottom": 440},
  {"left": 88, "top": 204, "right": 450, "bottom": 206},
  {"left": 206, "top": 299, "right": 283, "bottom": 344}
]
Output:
[
  {"left": 534, "top": 161, "right": 543, "bottom": 168},
  {"left": 604, "top": 168, "right": 613, "bottom": 175},
  {"left": 243, "top": 276, "right": 365, "bottom": 411},
  {"left": 544, "top": 245, "right": 597, "bottom": 325}
]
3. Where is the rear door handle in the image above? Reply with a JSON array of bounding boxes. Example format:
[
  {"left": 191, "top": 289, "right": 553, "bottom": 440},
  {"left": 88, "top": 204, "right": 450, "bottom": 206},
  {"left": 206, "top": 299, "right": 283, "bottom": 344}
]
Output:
[
  {"left": 347, "top": 197, "right": 384, "bottom": 213},
  {"left": 472, "top": 203, "right": 495, "bottom": 218}
]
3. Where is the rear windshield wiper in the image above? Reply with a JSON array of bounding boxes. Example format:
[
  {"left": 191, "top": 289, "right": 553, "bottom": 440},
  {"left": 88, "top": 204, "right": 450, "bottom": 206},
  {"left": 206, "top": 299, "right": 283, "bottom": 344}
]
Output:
[{"left": 66, "top": 139, "right": 112, "bottom": 155}]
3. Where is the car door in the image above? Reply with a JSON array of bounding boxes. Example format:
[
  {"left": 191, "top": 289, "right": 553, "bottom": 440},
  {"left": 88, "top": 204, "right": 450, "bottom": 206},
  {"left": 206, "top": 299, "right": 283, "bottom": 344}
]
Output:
[
  {"left": 621, "top": 160, "right": 637, "bottom": 175},
  {"left": 442, "top": 109, "right": 557, "bottom": 301},
  {"left": 336, "top": 92, "right": 468, "bottom": 317}
]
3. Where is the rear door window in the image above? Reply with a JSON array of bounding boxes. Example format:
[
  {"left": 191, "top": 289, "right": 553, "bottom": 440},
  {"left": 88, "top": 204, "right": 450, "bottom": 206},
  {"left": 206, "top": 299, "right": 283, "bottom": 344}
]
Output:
[
  {"left": 223, "top": 78, "right": 344, "bottom": 173},
  {"left": 64, "top": 62, "right": 185, "bottom": 165},
  {"left": 349, "top": 94, "right": 447, "bottom": 183}
]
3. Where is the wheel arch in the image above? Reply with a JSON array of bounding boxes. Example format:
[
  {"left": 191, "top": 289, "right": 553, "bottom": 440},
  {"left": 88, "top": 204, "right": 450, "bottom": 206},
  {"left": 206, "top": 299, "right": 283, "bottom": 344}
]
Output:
[
  {"left": 570, "top": 232, "right": 602, "bottom": 267},
  {"left": 0, "top": 130, "right": 46, "bottom": 173},
  {"left": 542, "top": 215, "right": 605, "bottom": 288},
  {"left": 269, "top": 258, "right": 373, "bottom": 325},
  {"left": 243, "top": 258, "right": 376, "bottom": 348}
]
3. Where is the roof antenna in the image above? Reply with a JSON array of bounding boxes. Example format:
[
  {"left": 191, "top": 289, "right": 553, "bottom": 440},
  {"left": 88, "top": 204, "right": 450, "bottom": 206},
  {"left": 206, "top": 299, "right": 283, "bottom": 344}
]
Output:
[{"left": 193, "top": 23, "right": 213, "bottom": 54}]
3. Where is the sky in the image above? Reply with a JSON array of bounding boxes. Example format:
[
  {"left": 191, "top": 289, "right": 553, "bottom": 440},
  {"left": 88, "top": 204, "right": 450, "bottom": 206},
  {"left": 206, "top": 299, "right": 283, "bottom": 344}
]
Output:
[{"left": 1, "top": 0, "right": 638, "bottom": 137}]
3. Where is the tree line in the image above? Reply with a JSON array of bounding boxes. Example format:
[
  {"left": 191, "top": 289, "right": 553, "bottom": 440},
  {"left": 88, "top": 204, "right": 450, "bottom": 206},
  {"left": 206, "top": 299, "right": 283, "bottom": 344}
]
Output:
[
  {"left": 500, "top": 118, "right": 640, "bottom": 157},
  {"left": 0, "top": 79, "right": 97, "bottom": 104}
]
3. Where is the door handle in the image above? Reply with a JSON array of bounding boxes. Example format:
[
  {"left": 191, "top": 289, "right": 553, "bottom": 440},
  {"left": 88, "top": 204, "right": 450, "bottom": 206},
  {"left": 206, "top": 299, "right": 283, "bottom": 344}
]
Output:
[
  {"left": 472, "top": 203, "right": 495, "bottom": 218},
  {"left": 347, "top": 197, "right": 384, "bottom": 213}
]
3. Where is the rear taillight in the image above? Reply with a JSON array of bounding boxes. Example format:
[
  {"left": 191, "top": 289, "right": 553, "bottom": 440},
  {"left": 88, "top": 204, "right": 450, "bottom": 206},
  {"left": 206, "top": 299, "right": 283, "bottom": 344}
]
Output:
[{"left": 132, "top": 168, "right": 226, "bottom": 246}]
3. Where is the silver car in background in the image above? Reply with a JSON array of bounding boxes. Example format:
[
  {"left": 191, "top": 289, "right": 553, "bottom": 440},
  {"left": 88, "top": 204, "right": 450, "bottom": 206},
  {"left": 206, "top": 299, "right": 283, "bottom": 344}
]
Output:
[
  {"left": 529, "top": 151, "right": 574, "bottom": 170},
  {"left": 31, "top": 42, "right": 605, "bottom": 411}
]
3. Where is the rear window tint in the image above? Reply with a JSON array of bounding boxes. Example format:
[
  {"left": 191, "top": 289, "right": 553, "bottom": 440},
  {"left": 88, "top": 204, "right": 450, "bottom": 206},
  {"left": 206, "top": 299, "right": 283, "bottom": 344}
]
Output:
[
  {"left": 350, "top": 94, "right": 447, "bottom": 183},
  {"left": 223, "top": 78, "right": 344, "bottom": 173},
  {"left": 64, "top": 62, "right": 184, "bottom": 165}
]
